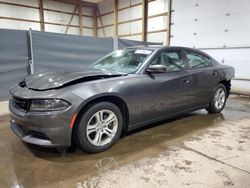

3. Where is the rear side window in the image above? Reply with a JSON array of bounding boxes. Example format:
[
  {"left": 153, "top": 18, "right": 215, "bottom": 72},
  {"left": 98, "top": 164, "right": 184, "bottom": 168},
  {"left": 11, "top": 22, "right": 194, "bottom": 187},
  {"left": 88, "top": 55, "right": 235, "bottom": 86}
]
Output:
[{"left": 186, "top": 52, "right": 212, "bottom": 69}]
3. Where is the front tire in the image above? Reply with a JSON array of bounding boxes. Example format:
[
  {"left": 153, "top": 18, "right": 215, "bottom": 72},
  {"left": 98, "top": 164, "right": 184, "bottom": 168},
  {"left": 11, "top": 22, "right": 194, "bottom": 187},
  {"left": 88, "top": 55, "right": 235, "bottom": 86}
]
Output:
[
  {"left": 75, "top": 102, "right": 123, "bottom": 153},
  {"left": 206, "top": 83, "right": 227, "bottom": 113}
]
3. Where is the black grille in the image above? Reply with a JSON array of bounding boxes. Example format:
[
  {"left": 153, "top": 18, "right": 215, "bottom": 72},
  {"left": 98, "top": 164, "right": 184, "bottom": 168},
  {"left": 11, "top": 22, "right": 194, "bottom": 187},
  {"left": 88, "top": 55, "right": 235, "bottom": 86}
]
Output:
[
  {"left": 27, "top": 130, "right": 49, "bottom": 140},
  {"left": 13, "top": 97, "right": 29, "bottom": 111}
]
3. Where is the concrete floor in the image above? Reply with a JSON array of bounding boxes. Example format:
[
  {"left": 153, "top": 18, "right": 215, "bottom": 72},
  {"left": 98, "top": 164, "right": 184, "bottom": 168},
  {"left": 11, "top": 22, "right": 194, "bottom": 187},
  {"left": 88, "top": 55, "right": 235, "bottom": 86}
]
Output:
[{"left": 0, "top": 95, "right": 250, "bottom": 188}]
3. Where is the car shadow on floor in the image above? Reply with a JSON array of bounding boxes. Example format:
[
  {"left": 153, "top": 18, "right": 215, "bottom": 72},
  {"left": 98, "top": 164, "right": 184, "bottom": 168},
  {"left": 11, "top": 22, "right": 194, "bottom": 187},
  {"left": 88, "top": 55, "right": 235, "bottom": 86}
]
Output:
[
  {"left": 125, "top": 110, "right": 224, "bottom": 136},
  {"left": 6, "top": 111, "right": 226, "bottom": 187},
  {"left": 21, "top": 110, "right": 225, "bottom": 160}
]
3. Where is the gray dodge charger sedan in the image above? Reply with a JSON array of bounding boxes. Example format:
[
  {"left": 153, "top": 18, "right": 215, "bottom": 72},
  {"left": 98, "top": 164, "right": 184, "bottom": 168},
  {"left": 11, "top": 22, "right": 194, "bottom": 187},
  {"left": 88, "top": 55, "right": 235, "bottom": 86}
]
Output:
[{"left": 9, "top": 46, "right": 235, "bottom": 153}]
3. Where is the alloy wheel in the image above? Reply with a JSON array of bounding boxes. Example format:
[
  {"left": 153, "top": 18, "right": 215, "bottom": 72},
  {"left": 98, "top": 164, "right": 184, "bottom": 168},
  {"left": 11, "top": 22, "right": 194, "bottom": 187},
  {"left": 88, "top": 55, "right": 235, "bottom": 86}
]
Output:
[
  {"left": 214, "top": 88, "right": 226, "bottom": 110},
  {"left": 86, "top": 110, "right": 118, "bottom": 146}
]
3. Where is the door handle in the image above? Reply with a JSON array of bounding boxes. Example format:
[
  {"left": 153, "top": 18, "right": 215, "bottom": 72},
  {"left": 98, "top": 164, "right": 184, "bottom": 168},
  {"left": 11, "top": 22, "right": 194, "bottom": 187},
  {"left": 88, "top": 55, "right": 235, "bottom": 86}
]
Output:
[
  {"left": 212, "top": 71, "right": 218, "bottom": 76},
  {"left": 182, "top": 79, "right": 190, "bottom": 84}
]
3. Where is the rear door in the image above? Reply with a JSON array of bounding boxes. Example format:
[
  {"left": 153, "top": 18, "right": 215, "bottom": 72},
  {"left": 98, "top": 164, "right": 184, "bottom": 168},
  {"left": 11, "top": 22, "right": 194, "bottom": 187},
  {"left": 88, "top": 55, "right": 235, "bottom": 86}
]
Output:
[
  {"left": 141, "top": 50, "right": 192, "bottom": 121},
  {"left": 183, "top": 50, "right": 219, "bottom": 108}
]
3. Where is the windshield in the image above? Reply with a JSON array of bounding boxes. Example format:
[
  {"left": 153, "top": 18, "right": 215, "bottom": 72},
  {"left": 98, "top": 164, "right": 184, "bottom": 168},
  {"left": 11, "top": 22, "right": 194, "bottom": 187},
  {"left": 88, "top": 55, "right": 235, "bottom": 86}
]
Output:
[{"left": 90, "top": 49, "right": 153, "bottom": 74}]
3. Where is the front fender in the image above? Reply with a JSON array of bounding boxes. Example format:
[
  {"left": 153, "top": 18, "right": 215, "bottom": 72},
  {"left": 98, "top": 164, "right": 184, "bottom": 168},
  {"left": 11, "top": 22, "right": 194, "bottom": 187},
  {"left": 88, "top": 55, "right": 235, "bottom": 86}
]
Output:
[{"left": 73, "top": 92, "right": 126, "bottom": 114}]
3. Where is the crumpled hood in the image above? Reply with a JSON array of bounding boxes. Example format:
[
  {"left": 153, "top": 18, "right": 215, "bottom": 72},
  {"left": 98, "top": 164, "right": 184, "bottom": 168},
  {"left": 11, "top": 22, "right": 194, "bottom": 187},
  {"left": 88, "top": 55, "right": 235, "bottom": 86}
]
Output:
[{"left": 23, "top": 68, "right": 125, "bottom": 90}]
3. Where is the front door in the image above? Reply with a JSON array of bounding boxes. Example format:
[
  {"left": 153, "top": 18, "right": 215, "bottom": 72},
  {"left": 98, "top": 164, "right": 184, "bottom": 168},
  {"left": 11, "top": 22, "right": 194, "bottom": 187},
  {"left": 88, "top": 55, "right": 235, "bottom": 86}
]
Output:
[{"left": 141, "top": 50, "right": 191, "bottom": 121}]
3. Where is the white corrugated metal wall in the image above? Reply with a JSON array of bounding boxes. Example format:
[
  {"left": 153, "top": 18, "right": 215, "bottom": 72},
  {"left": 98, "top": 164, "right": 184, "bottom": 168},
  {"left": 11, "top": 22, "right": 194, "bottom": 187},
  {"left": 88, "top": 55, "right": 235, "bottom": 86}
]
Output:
[
  {"left": 0, "top": 0, "right": 169, "bottom": 42},
  {"left": 0, "top": 0, "right": 94, "bottom": 36},
  {"left": 97, "top": 0, "right": 169, "bottom": 43},
  {"left": 43, "top": 0, "right": 93, "bottom": 35},
  {"left": 147, "top": 0, "right": 168, "bottom": 42},
  {"left": 170, "top": 0, "right": 250, "bottom": 95},
  {"left": 0, "top": 0, "right": 40, "bottom": 30}
]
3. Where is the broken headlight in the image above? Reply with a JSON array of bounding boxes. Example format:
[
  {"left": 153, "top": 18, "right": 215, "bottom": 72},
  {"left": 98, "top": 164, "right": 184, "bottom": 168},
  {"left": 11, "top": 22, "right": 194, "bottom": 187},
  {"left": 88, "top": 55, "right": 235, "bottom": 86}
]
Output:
[{"left": 29, "top": 99, "right": 70, "bottom": 111}]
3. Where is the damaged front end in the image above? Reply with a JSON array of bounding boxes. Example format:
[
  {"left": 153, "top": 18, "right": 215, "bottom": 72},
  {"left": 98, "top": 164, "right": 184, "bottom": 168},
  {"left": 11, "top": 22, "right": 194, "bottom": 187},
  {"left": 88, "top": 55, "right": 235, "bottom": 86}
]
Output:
[
  {"left": 8, "top": 68, "right": 126, "bottom": 147},
  {"left": 23, "top": 69, "right": 126, "bottom": 91},
  {"left": 8, "top": 83, "right": 79, "bottom": 147}
]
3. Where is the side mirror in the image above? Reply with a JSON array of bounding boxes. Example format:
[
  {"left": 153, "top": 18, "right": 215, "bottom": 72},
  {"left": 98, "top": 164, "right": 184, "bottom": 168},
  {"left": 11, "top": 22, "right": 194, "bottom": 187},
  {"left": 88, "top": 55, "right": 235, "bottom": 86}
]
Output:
[{"left": 146, "top": 64, "right": 167, "bottom": 73}]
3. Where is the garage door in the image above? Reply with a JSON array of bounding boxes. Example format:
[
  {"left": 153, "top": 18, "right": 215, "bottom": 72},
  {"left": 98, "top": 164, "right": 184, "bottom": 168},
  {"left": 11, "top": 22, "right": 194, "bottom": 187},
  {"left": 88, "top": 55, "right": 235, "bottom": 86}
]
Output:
[{"left": 170, "top": 0, "right": 250, "bottom": 95}]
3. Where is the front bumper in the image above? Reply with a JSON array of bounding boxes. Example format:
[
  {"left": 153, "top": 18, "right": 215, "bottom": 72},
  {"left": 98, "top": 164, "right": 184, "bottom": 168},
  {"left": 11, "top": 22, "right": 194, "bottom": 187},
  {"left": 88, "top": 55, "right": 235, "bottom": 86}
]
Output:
[
  {"left": 10, "top": 119, "right": 57, "bottom": 146},
  {"left": 9, "top": 98, "right": 74, "bottom": 147}
]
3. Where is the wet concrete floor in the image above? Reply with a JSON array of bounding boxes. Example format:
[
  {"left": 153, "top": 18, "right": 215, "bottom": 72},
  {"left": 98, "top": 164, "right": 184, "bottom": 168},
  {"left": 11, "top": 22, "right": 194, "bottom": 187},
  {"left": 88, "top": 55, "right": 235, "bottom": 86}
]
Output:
[{"left": 0, "top": 95, "right": 250, "bottom": 188}]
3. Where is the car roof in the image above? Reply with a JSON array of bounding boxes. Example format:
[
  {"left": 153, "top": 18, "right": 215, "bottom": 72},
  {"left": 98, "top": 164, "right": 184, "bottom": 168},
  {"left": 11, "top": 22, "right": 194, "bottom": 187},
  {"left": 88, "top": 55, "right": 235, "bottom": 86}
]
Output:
[
  {"left": 126, "top": 45, "right": 212, "bottom": 57},
  {"left": 126, "top": 45, "right": 197, "bottom": 51},
  {"left": 125, "top": 45, "right": 164, "bottom": 51}
]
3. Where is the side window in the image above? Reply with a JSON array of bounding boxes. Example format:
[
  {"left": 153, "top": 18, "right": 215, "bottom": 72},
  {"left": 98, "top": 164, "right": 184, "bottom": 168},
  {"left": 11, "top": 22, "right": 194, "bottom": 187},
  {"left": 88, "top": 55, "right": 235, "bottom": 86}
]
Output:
[
  {"left": 151, "top": 51, "right": 185, "bottom": 72},
  {"left": 186, "top": 52, "right": 212, "bottom": 69}
]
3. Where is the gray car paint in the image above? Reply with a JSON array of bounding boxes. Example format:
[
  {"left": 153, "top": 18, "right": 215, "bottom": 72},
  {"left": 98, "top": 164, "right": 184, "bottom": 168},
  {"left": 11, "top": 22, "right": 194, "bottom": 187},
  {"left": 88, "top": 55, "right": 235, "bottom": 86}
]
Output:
[
  {"left": 24, "top": 69, "right": 126, "bottom": 90},
  {"left": 9, "top": 46, "right": 235, "bottom": 147}
]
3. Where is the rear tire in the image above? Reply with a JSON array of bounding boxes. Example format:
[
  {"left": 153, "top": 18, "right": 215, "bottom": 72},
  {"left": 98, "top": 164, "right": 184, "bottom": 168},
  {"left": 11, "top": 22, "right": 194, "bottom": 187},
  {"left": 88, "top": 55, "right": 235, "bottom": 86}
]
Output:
[
  {"left": 75, "top": 102, "right": 123, "bottom": 154},
  {"left": 206, "top": 83, "right": 227, "bottom": 113}
]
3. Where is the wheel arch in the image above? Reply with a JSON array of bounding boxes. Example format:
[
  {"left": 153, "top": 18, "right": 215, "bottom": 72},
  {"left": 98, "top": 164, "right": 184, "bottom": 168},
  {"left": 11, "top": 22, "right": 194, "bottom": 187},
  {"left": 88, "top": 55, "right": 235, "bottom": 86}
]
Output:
[
  {"left": 218, "top": 79, "right": 231, "bottom": 98},
  {"left": 71, "top": 95, "right": 129, "bottom": 143}
]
